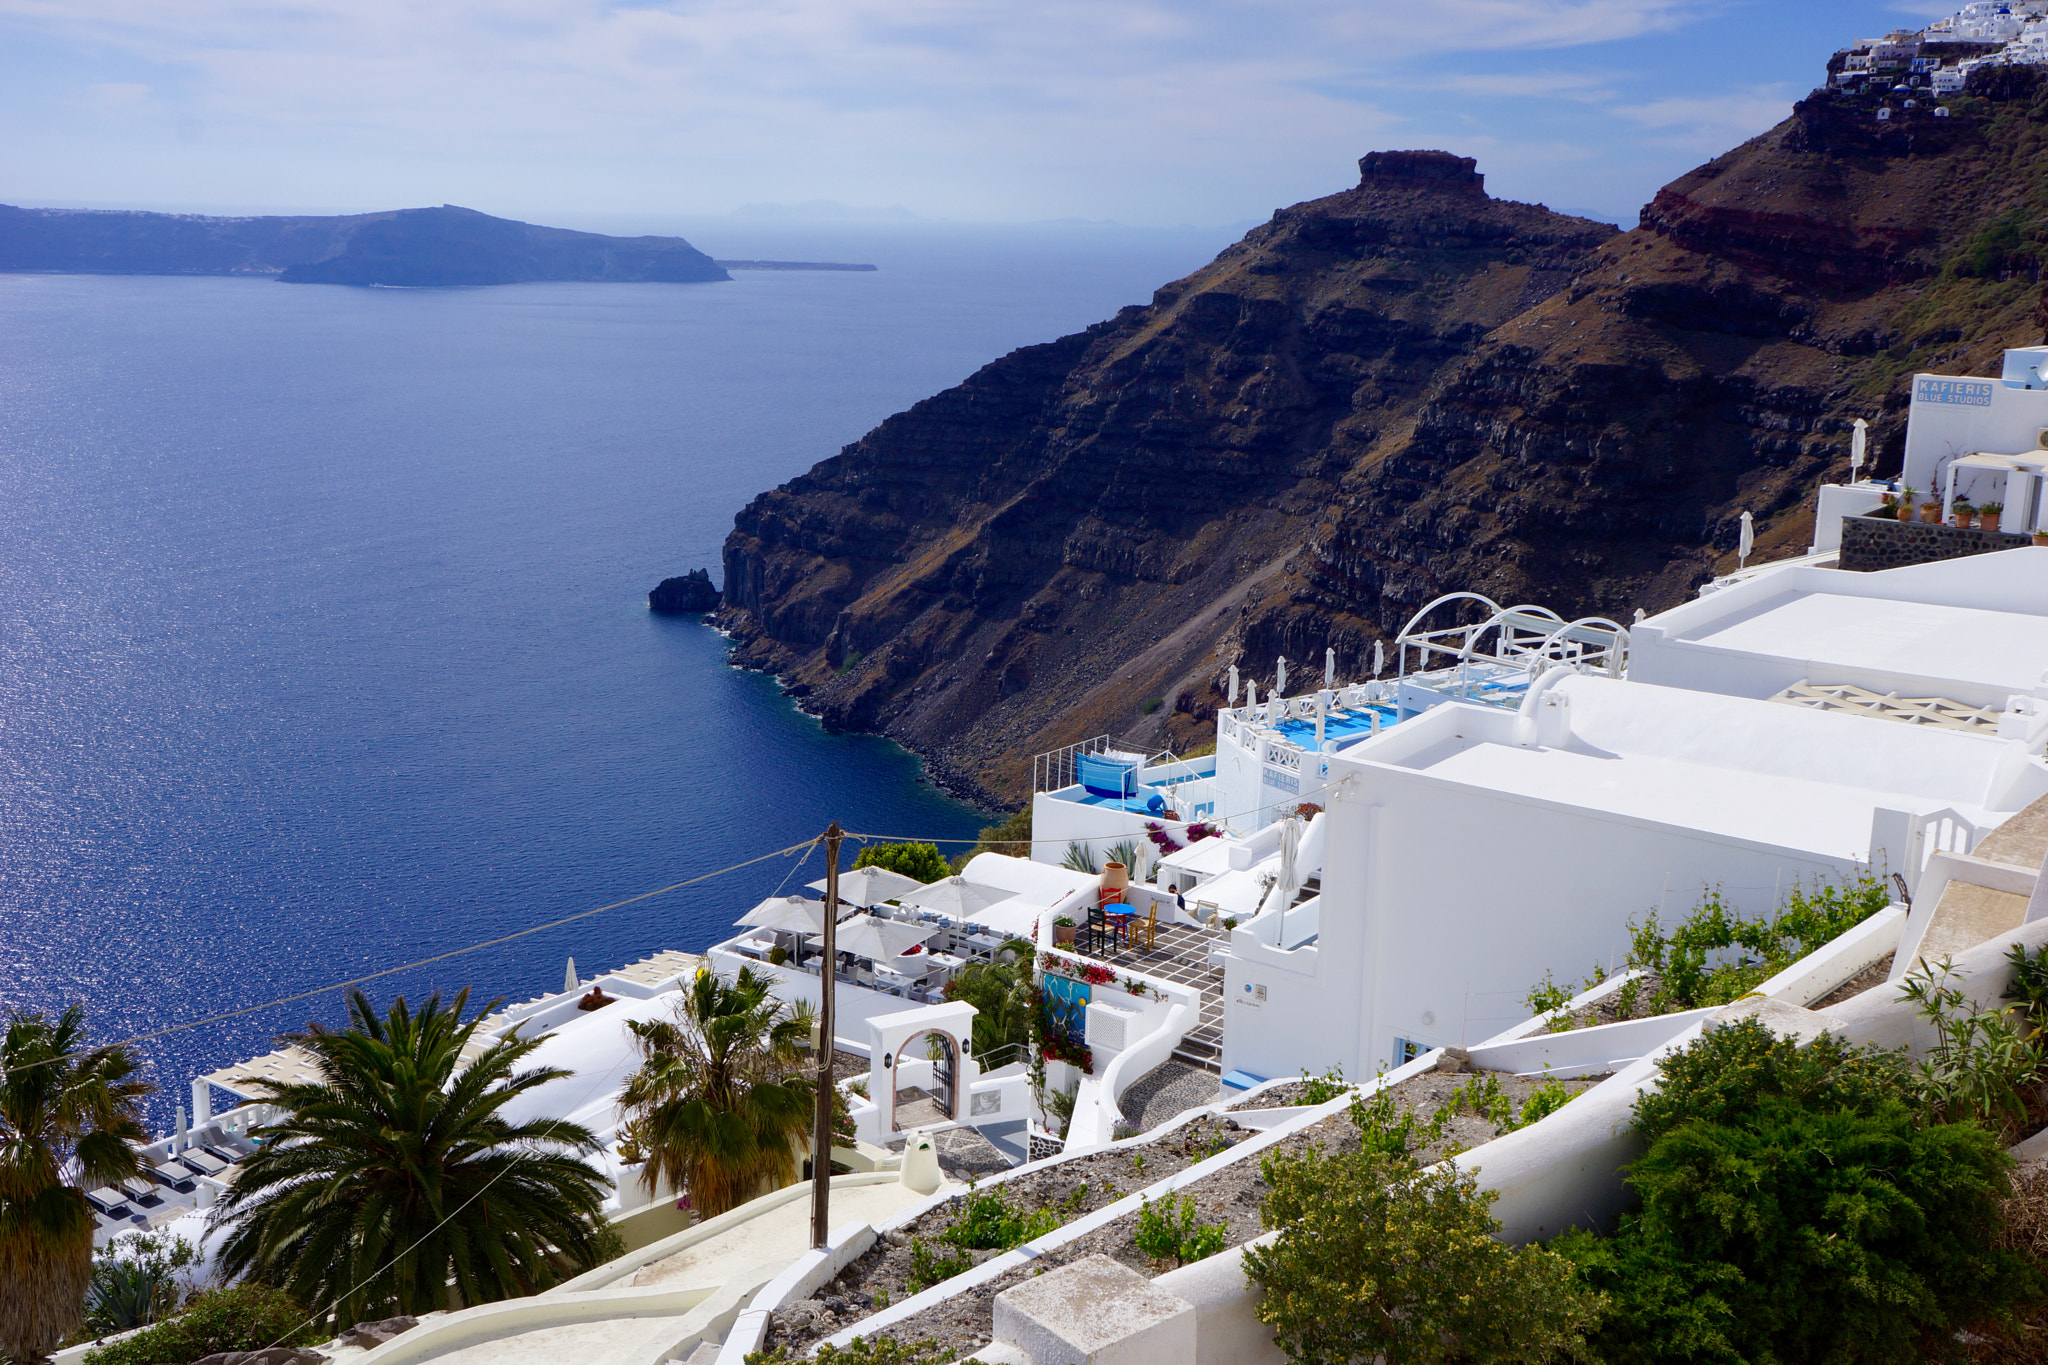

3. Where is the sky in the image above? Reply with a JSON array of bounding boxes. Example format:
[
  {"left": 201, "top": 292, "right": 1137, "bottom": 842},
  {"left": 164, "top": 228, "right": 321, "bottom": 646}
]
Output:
[{"left": 0, "top": 0, "right": 1967, "bottom": 229}]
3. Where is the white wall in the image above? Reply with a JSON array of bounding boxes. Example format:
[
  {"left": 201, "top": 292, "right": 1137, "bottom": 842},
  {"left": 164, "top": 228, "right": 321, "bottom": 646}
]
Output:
[
  {"left": 1220, "top": 745, "right": 1862, "bottom": 1085},
  {"left": 1902, "top": 369, "right": 2048, "bottom": 508}
]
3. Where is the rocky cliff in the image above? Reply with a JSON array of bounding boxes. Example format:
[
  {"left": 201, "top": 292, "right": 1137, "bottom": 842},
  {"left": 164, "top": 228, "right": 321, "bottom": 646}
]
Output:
[
  {"left": 0, "top": 204, "right": 728, "bottom": 286},
  {"left": 719, "top": 84, "right": 2048, "bottom": 806}
]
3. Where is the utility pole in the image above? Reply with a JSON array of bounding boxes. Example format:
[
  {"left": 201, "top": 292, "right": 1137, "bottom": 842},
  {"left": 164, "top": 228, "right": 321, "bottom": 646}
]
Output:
[{"left": 810, "top": 822, "right": 843, "bottom": 1251}]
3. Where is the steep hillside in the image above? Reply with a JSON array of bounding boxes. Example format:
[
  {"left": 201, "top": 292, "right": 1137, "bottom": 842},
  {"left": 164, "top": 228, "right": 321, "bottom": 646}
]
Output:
[{"left": 719, "top": 86, "right": 2048, "bottom": 806}]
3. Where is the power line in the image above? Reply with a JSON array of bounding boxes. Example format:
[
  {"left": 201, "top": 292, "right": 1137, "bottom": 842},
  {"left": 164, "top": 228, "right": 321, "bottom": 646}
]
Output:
[{"left": 9, "top": 837, "right": 819, "bottom": 1081}]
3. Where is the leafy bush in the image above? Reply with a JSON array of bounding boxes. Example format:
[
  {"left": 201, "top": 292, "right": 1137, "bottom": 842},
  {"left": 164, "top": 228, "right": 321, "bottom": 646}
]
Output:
[
  {"left": 84, "top": 1284, "right": 322, "bottom": 1365},
  {"left": 1560, "top": 1019, "right": 2037, "bottom": 1365},
  {"left": 1902, "top": 956, "right": 2048, "bottom": 1142},
  {"left": 1512, "top": 1077, "right": 1576, "bottom": 1131},
  {"left": 1529, "top": 875, "right": 1892, "bottom": 1023},
  {"left": 1297, "top": 1064, "right": 1350, "bottom": 1106},
  {"left": 1246, "top": 1146, "right": 1602, "bottom": 1364},
  {"left": 748, "top": 1336, "right": 948, "bottom": 1365},
  {"left": 1348, "top": 1086, "right": 1454, "bottom": 1160},
  {"left": 81, "top": 1231, "right": 197, "bottom": 1336},
  {"left": 943, "top": 1189, "right": 1061, "bottom": 1251},
  {"left": 904, "top": 1237, "right": 973, "bottom": 1293},
  {"left": 965, "top": 805, "right": 1033, "bottom": 862},
  {"left": 852, "top": 841, "right": 950, "bottom": 884},
  {"left": 1133, "top": 1193, "right": 1228, "bottom": 1267}
]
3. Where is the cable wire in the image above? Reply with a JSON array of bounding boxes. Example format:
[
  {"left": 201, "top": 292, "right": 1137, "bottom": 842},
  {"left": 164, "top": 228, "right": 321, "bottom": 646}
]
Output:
[{"left": 10, "top": 837, "right": 818, "bottom": 1081}]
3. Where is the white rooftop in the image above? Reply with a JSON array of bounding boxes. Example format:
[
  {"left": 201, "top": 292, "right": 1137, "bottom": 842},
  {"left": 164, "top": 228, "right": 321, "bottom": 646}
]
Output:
[
  {"left": 1632, "top": 548, "right": 2048, "bottom": 710},
  {"left": 1348, "top": 672, "right": 2047, "bottom": 860}
]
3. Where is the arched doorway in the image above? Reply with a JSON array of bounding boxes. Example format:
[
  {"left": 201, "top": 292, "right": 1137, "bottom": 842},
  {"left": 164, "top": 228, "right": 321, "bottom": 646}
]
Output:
[{"left": 891, "top": 1028, "right": 959, "bottom": 1132}]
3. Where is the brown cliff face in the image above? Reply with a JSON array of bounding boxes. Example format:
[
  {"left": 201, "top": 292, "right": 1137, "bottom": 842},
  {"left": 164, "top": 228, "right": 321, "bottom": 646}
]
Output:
[{"left": 719, "top": 91, "right": 2048, "bottom": 806}]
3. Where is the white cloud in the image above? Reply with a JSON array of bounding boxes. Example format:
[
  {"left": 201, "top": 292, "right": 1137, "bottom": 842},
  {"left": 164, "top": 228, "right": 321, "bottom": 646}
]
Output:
[
  {"left": 0, "top": 0, "right": 1716, "bottom": 219},
  {"left": 1613, "top": 85, "right": 1796, "bottom": 151}
]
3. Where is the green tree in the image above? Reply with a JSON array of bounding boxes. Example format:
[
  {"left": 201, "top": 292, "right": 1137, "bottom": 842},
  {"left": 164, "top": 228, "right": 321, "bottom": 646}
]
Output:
[
  {"left": 941, "top": 940, "right": 1035, "bottom": 1064},
  {"left": 618, "top": 966, "right": 817, "bottom": 1219},
  {"left": 949, "top": 808, "right": 1031, "bottom": 872},
  {"left": 0, "top": 1006, "right": 151, "bottom": 1365},
  {"left": 852, "top": 842, "right": 950, "bottom": 884},
  {"left": 1560, "top": 1019, "right": 2036, "bottom": 1365},
  {"left": 210, "top": 989, "right": 611, "bottom": 1328}
]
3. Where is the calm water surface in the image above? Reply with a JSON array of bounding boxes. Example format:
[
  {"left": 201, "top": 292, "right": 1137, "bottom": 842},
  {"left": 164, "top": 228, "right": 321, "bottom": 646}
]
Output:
[{"left": 0, "top": 223, "right": 1231, "bottom": 1122}]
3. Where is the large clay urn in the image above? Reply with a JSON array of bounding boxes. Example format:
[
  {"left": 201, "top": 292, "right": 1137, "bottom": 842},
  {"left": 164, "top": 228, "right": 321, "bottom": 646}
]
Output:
[{"left": 1100, "top": 861, "right": 1130, "bottom": 895}]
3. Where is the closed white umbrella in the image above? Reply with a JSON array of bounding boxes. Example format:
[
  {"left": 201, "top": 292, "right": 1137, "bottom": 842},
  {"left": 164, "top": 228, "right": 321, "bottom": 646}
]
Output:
[
  {"left": 1373, "top": 639, "right": 1385, "bottom": 678},
  {"left": 1738, "top": 510, "right": 1755, "bottom": 569},
  {"left": 901, "top": 875, "right": 1012, "bottom": 919},
  {"left": 1851, "top": 417, "right": 1868, "bottom": 482},
  {"left": 563, "top": 957, "right": 578, "bottom": 992},
  {"left": 1275, "top": 655, "right": 1287, "bottom": 695},
  {"left": 738, "top": 895, "right": 833, "bottom": 935},
  {"left": 834, "top": 914, "right": 935, "bottom": 961},
  {"left": 808, "top": 865, "right": 922, "bottom": 908}
]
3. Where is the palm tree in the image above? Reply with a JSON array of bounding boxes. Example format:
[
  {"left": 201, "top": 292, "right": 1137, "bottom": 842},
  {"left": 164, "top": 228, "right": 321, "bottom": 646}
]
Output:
[
  {"left": 617, "top": 966, "right": 816, "bottom": 1219},
  {"left": 211, "top": 989, "right": 611, "bottom": 1328},
  {"left": 0, "top": 1006, "right": 151, "bottom": 1365},
  {"left": 943, "top": 939, "right": 1036, "bottom": 1066}
]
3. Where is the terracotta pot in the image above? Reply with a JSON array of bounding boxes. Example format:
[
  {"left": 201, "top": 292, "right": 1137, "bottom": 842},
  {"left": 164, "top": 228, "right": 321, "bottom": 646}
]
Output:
[
  {"left": 1897, "top": 502, "right": 1915, "bottom": 522},
  {"left": 1921, "top": 504, "right": 1942, "bottom": 524},
  {"left": 1054, "top": 923, "right": 1077, "bottom": 946},
  {"left": 1100, "top": 861, "right": 1129, "bottom": 893},
  {"left": 2034, "top": 532, "right": 2048, "bottom": 547}
]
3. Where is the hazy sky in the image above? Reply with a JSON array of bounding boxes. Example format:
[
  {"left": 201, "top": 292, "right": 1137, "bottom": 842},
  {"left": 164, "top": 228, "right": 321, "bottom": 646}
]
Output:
[{"left": 0, "top": 1, "right": 1958, "bottom": 228}]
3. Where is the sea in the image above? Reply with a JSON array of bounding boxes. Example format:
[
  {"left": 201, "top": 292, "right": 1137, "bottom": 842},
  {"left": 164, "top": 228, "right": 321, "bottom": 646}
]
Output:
[{"left": 0, "top": 218, "right": 1237, "bottom": 1126}]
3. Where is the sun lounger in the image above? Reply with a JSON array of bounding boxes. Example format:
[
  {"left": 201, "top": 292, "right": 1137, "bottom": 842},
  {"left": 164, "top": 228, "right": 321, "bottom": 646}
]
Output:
[{"left": 178, "top": 1148, "right": 229, "bottom": 1177}]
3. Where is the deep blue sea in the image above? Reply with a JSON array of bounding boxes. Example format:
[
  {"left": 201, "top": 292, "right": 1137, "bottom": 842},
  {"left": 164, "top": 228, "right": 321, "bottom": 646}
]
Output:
[{"left": 0, "top": 221, "right": 1233, "bottom": 1125}]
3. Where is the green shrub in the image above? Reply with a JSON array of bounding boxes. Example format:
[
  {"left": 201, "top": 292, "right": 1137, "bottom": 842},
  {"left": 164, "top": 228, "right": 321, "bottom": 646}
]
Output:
[
  {"left": 904, "top": 1237, "right": 973, "bottom": 1293},
  {"left": 1902, "top": 956, "right": 2048, "bottom": 1142},
  {"left": 1561, "top": 1018, "right": 2037, "bottom": 1365},
  {"left": 748, "top": 1336, "right": 947, "bottom": 1365},
  {"left": 1511, "top": 1077, "right": 1576, "bottom": 1131},
  {"left": 943, "top": 1189, "right": 1060, "bottom": 1251},
  {"left": 1530, "top": 875, "right": 1892, "bottom": 1023},
  {"left": 949, "top": 806, "right": 1032, "bottom": 872},
  {"left": 85, "top": 1284, "right": 321, "bottom": 1365},
  {"left": 1246, "top": 1146, "right": 1602, "bottom": 1364},
  {"left": 79, "top": 1231, "right": 197, "bottom": 1336},
  {"left": 852, "top": 841, "right": 951, "bottom": 884},
  {"left": 1348, "top": 1086, "right": 1454, "bottom": 1160},
  {"left": 1297, "top": 1064, "right": 1350, "bottom": 1105},
  {"left": 1133, "top": 1193, "right": 1228, "bottom": 1267}
]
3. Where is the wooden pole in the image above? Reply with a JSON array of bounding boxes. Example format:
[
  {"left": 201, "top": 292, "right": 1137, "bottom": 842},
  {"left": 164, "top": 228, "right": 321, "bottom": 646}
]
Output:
[{"left": 810, "top": 822, "right": 843, "bottom": 1251}]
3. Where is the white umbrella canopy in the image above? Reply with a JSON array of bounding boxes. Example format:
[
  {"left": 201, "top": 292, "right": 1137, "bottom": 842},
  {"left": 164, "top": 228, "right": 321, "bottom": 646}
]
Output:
[
  {"left": 900, "top": 875, "right": 1013, "bottom": 919},
  {"left": 834, "top": 914, "right": 936, "bottom": 961},
  {"left": 807, "top": 865, "right": 924, "bottom": 908},
  {"left": 738, "top": 894, "right": 834, "bottom": 935}
]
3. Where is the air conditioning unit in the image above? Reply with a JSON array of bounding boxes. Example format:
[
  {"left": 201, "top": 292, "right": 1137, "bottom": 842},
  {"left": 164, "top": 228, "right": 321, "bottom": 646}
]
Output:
[
  {"left": 2034, "top": 426, "right": 2048, "bottom": 451},
  {"left": 1085, "top": 1001, "right": 1135, "bottom": 1052}
]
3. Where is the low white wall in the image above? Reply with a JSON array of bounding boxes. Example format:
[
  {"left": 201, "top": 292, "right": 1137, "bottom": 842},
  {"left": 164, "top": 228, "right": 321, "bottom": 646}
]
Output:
[
  {"left": 822, "top": 1050, "right": 1448, "bottom": 1352},
  {"left": 1151, "top": 1234, "right": 1286, "bottom": 1365},
  {"left": 715, "top": 1220, "right": 878, "bottom": 1365},
  {"left": 1467, "top": 1007, "right": 1716, "bottom": 1079}
]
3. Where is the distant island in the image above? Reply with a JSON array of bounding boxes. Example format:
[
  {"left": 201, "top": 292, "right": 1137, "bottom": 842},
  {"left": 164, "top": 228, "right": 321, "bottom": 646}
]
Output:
[{"left": 0, "top": 203, "right": 733, "bottom": 286}]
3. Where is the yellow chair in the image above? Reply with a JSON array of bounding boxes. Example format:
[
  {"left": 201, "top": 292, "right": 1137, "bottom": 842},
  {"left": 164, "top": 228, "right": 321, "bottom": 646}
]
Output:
[{"left": 1133, "top": 899, "right": 1159, "bottom": 950}]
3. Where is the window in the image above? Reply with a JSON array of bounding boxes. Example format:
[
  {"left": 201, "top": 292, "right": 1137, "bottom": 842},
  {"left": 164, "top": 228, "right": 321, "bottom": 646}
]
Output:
[{"left": 1392, "top": 1037, "right": 1426, "bottom": 1067}]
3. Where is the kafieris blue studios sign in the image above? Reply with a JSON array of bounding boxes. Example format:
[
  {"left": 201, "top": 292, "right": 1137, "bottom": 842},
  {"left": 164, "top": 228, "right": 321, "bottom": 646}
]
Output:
[{"left": 1915, "top": 377, "right": 1995, "bottom": 407}]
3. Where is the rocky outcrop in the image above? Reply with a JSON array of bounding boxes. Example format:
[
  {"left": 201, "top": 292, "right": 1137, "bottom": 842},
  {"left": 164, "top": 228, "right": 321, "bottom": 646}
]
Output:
[
  {"left": 0, "top": 204, "right": 727, "bottom": 286},
  {"left": 717, "top": 87, "right": 2048, "bottom": 805},
  {"left": 650, "top": 568, "right": 721, "bottom": 614}
]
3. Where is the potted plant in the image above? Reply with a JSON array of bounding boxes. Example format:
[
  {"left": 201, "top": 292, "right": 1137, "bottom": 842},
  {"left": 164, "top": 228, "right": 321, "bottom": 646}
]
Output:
[
  {"left": 1953, "top": 500, "right": 1975, "bottom": 528},
  {"left": 2034, "top": 529, "right": 2048, "bottom": 547},
  {"left": 1897, "top": 485, "right": 1917, "bottom": 521},
  {"left": 1053, "top": 915, "right": 1077, "bottom": 946},
  {"left": 1920, "top": 498, "right": 1943, "bottom": 524},
  {"left": 1980, "top": 501, "right": 2004, "bottom": 530}
]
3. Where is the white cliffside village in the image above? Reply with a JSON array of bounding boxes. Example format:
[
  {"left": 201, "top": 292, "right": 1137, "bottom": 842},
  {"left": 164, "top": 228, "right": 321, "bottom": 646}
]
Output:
[
  {"left": 101, "top": 345, "right": 2048, "bottom": 1364},
  {"left": 1835, "top": 2, "right": 2048, "bottom": 97}
]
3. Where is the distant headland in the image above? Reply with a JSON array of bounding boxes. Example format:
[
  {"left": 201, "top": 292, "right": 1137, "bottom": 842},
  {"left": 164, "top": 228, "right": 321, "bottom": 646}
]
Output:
[{"left": 0, "top": 203, "right": 808, "bottom": 287}]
